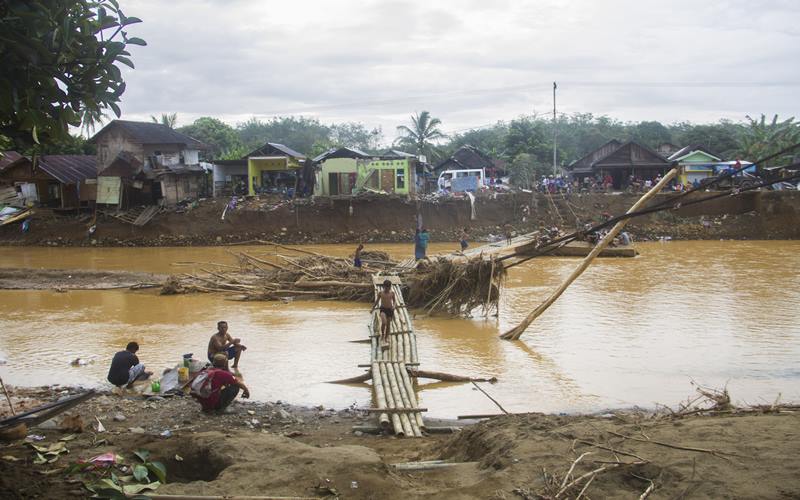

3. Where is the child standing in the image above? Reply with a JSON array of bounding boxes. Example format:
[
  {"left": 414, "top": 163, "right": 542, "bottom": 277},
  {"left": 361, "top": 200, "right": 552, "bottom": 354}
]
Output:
[{"left": 459, "top": 228, "right": 469, "bottom": 252}]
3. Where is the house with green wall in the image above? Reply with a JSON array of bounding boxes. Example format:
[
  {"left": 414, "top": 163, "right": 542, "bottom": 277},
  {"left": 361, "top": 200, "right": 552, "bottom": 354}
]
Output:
[
  {"left": 668, "top": 145, "right": 723, "bottom": 185},
  {"left": 313, "top": 147, "right": 417, "bottom": 197},
  {"left": 245, "top": 142, "right": 305, "bottom": 196}
]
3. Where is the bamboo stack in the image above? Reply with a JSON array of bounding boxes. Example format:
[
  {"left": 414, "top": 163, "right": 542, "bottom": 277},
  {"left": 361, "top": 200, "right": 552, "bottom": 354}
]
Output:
[{"left": 368, "top": 274, "right": 425, "bottom": 437}]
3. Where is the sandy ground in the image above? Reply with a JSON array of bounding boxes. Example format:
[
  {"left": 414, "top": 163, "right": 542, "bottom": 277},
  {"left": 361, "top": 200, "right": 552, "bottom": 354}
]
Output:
[
  {"left": 0, "top": 268, "right": 164, "bottom": 290},
  {"left": 0, "top": 386, "right": 798, "bottom": 499}
]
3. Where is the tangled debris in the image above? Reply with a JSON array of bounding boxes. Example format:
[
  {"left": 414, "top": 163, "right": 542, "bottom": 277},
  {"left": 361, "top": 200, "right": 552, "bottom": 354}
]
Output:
[{"left": 160, "top": 248, "right": 505, "bottom": 315}]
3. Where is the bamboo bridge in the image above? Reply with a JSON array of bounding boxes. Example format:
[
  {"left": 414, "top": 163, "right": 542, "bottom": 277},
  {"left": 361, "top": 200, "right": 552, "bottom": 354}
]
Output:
[{"left": 366, "top": 274, "right": 426, "bottom": 437}]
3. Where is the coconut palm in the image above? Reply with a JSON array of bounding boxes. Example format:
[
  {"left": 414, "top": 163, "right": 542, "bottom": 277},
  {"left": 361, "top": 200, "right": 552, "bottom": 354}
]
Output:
[
  {"left": 151, "top": 112, "right": 178, "bottom": 129},
  {"left": 394, "top": 111, "right": 446, "bottom": 161}
]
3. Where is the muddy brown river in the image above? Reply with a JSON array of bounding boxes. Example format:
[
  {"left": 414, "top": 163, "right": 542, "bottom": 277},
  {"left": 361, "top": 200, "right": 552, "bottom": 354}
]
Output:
[{"left": 1, "top": 241, "right": 798, "bottom": 418}]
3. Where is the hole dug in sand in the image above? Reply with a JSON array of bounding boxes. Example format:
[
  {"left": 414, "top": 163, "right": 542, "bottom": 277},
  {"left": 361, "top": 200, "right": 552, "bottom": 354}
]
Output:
[{"left": 154, "top": 439, "right": 232, "bottom": 483}]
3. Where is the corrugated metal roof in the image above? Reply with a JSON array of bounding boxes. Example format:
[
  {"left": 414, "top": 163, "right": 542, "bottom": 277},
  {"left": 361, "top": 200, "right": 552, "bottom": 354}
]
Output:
[
  {"left": 246, "top": 142, "right": 306, "bottom": 159},
  {"left": 0, "top": 151, "right": 24, "bottom": 171},
  {"left": 38, "top": 155, "right": 97, "bottom": 184},
  {"left": 90, "top": 120, "right": 208, "bottom": 149},
  {"left": 312, "top": 147, "right": 370, "bottom": 162}
]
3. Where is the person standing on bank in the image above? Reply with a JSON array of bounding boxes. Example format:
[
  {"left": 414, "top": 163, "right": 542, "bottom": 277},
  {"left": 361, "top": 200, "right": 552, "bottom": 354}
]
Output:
[
  {"left": 107, "top": 342, "right": 152, "bottom": 389},
  {"left": 414, "top": 228, "right": 429, "bottom": 260},
  {"left": 207, "top": 321, "right": 247, "bottom": 370},
  {"left": 459, "top": 228, "right": 469, "bottom": 252}
]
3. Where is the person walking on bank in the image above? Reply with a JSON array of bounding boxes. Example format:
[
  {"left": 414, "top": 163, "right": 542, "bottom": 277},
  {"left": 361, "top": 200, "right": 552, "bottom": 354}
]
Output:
[
  {"left": 193, "top": 354, "right": 250, "bottom": 412},
  {"left": 107, "top": 342, "right": 152, "bottom": 389},
  {"left": 207, "top": 321, "right": 247, "bottom": 370}
]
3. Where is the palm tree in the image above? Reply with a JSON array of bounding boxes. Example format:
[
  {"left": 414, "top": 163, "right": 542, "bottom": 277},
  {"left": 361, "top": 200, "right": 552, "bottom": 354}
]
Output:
[
  {"left": 394, "top": 111, "right": 446, "bottom": 161},
  {"left": 151, "top": 113, "right": 178, "bottom": 129}
]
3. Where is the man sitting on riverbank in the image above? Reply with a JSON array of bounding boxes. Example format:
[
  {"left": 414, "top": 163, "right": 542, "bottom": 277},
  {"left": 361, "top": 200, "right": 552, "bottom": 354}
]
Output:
[
  {"left": 207, "top": 321, "right": 247, "bottom": 369},
  {"left": 194, "top": 354, "right": 250, "bottom": 412},
  {"left": 107, "top": 342, "right": 152, "bottom": 389}
]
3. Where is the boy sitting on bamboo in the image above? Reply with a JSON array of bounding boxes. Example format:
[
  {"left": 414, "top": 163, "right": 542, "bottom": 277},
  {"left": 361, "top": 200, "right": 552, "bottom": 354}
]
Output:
[{"left": 373, "top": 279, "right": 396, "bottom": 349}]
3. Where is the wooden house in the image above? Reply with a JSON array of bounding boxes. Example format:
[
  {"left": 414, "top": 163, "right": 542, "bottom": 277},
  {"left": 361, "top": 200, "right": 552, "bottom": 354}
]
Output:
[
  {"left": 0, "top": 153, "right": 96, "bottom": 209},
  {"left": 566, "top": 140, "right": 672, "bottom": 188},
  {"left": 90, "top": 120, "right": 209, "bottom": 207}
]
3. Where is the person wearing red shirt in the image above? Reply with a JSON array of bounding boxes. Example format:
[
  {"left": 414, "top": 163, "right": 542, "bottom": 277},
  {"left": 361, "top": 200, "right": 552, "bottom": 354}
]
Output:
[{"left": 195, "top": 354, "right": 250, "bottom": 412}]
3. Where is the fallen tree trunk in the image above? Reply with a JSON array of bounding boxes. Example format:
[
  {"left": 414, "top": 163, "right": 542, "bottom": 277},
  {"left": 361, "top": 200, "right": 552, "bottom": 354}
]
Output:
[{"left": 408, "top": 368, "right": 497, "bottom": 383}]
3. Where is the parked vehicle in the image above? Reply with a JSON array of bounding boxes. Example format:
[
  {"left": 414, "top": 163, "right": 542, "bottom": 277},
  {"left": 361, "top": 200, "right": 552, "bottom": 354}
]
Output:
[{"left": 437, "top": 168, "right": 486, "bottom": 192}]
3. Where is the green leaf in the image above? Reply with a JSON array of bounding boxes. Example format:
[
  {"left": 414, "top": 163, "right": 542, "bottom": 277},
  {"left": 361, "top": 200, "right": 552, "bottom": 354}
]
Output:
[
  {"left": 31, "top": 125, "right": 40, "bottom": 144},
  {"left": 132, "top": 464, "right": 149, "bottom": 482},
  {"left": 115, "top": 55, "right": 135, "bottom": 69},
  {"left": 109, "top": 101, "right": 121, "bottom": 118},
  {"left": 33, "top": 453, "right": 47, "bottom": 465},
  {"left": 133, "top": 449, "right": 150, "bottom": 463},
  {"left": 65, "top": 461, "right": 94, "bottom": 475},
  {"left": 146, "top": 461, "right": 166, "bottom": 484},
  {"left": 122, "top": 16, "right": 143, "bottom": 26},
  {"left": 123, "top": 481, "right": 160, "bottom": 495},
  {"left": 126, "top": 37, "right": 146, "bottom": 46},
  {"left": 59, "top": 434, "right": 77, "bottom": 442}
]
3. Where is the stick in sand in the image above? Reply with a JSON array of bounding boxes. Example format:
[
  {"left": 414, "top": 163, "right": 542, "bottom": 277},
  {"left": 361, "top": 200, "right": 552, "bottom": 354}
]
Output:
[
  {"left": 500, "top": 168, "right": 678, "bottom": 340},
  {"left": 0, "top": 375, "right": 14, "bottom": 415}
]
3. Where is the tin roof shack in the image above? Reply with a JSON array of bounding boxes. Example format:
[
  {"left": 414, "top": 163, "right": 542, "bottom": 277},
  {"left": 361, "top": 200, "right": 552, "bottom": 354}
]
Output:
[
  {"left": 0, "top": 153, "right": 96, "bottom": 209},
  {"left": 245, "top": 142, "right": 306, "bottom": 196},
  {"left": 668, "top": 145, "right": 723, "bottom": 185},
  {"left": 312, "top": 147, "right": 371, "bottom": 196},
  {"left": 566, "top": 140, "right": 672, "bottom": 188},
  {"left": 90, "top": 120, "right": 209, "bottom": 207}
]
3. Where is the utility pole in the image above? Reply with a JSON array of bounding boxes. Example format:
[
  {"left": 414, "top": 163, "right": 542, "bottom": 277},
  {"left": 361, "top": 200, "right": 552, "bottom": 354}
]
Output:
[{"left": 552, "top": 81, "right": 557, "bottom": 176}]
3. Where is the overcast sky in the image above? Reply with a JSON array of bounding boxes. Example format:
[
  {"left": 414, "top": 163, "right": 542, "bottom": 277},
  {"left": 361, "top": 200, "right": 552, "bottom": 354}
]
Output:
[{"left": 117, "top": 0, "right": 800, "bottom": 141}]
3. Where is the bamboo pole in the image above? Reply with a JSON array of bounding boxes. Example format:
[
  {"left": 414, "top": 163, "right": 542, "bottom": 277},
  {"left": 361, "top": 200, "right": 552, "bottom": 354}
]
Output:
[
  {"left": 407, "top": 369, "right": 497, "bottom": 383},
  {"left": 398, "top": 362, "right": 426, "bottom": 430},
  {"left": 500, "top": 168, "right": 678, "bottom": 340},
  {"left": 384, "top": 362, "right": 414, "bottom": 436},
  {"left": 378, "top": 363, "right": 404, "bottom": 435},
  {"left": 327, "top": 371, "right": 372, "bottom": 384},
  {"left": 371, "top": 362, "right": 389, "bottom": 429},
  {"left": 392, "top": 362, "right": 421, "bottom": 436}
]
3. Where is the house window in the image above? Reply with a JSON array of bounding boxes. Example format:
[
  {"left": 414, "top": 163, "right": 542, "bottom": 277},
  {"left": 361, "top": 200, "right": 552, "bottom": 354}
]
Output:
[{"left": 396, "top": 168, "right": 405, "bottom": 189}]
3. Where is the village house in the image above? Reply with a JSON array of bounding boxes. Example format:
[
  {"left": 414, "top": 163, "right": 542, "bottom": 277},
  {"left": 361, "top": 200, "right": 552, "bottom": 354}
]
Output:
[
  {"left": 0, "top": 152, "right": 96, "bottom": 209},
  {"left": 668, "top": 144, "right": 724, "bottom": 185},
  {"left": 311, "top": 147, "right": 419, "bottom": 197},
  {"left": 212, "top": 142, "right": 306, "bottom": 197},
  {"left": 89, "top": 120, "right": 209, "bottom": 208},
  {"left": 566, "top": 140, "right": 673, "bottom": 188},
  {"left": 435, "top": 145, "right": 504, "bottom": 179}
]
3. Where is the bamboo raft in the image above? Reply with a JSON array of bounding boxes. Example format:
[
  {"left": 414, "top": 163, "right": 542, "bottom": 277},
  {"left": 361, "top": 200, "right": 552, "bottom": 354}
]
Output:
[{"left": 368, "top": 274, "right": 426, "bottom": 437}]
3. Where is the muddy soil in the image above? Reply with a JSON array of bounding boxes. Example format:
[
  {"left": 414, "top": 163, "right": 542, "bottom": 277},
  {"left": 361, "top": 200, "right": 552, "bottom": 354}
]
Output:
[
  {"left": 0, "top": 268, "right": 165, "bottom": 290},
  {"left": 2, "top": 191, "right": 799, "bottom": 247},
  {"left": 1, "top": 386, "right": 798, "bottom": 499}
]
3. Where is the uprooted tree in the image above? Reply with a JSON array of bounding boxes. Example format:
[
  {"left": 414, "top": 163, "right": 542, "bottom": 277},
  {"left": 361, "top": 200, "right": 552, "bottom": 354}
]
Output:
[{"left": 0, "top": 0, "right": 146, "bottom": 149}]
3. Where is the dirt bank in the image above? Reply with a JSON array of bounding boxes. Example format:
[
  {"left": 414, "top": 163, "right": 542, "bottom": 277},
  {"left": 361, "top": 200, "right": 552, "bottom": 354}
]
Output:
[
  {"left": 2, "top": 191, "right": 799, "bottom": 247},
  {"left": 1, "top": 386, "right": 798, "bottom": 499},
  {"left": 0, "top": 268, "right": 164, "bottom": 290}
]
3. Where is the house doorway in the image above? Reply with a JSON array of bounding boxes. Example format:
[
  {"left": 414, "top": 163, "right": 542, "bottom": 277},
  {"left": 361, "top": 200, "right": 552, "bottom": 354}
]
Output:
[{"left": 380, "top": 169, "right": 394, "bottom": 193}]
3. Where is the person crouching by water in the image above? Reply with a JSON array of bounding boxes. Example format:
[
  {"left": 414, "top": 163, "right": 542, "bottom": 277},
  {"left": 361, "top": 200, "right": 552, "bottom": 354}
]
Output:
[
  {"left": 207, "top": 321, "right": 247, "bottom": 370},
  {"left": 373, "top": 279, "right": 396, "bottom": 349},
  {"left": 195, "top": 354, "right": 250, "bottom": 412},
  {"left": 107, "top": 342, "right": 152, "bottom": 389},
  {"left": 354, "top": 243, "right": 364, "bottom": 268},
  {"left": 414, "top": 228, "right": 429, "bottom": 260}
]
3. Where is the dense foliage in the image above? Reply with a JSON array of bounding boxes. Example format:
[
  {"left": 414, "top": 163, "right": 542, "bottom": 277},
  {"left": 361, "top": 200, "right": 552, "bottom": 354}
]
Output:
[{"left": 0, "top": 0, "right": 145, "bottom": 149}]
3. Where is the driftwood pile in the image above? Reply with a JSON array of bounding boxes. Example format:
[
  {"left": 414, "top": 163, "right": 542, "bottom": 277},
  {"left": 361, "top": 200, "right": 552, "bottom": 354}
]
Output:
[{"left": 161, "top": 247, "right": 505, "bottom": 315}]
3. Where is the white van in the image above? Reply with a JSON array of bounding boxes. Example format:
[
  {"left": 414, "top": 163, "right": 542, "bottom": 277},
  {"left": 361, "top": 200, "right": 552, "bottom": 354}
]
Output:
[{"left": 437, "top": 169, "right": 486, "bottom": 191}]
